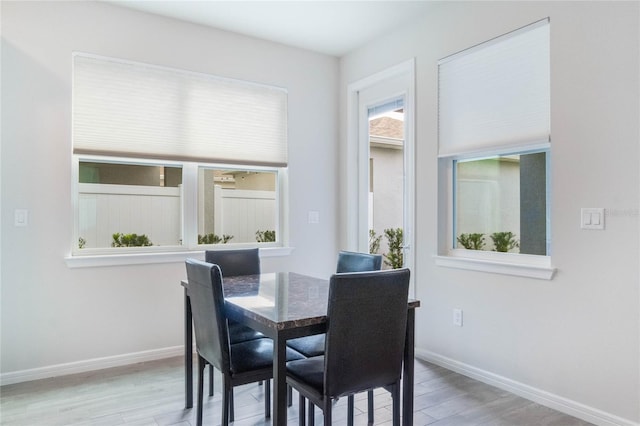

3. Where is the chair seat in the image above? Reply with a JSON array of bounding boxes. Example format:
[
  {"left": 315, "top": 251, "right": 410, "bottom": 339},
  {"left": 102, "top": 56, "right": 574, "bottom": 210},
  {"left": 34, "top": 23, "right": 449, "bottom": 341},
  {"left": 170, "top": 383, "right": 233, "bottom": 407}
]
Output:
[
  {"left": 286, "top": 334, "right": 325, "bottom": 358},
  {"left": 229, "top": 321, "right": 264, "bottom": 344},
  {"left": 286, "top": 355, "right": 325, "bottom": 393},
  {"left": 231, "top": 338, "right": 305, "bottom": 375}
]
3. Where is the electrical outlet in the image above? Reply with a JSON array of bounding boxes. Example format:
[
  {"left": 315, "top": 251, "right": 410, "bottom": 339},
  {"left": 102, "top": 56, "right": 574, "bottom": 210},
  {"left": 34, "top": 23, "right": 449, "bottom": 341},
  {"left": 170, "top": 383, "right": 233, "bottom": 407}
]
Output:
[{"left": 453, "top": 308, "right": 463, "bottom": 327}]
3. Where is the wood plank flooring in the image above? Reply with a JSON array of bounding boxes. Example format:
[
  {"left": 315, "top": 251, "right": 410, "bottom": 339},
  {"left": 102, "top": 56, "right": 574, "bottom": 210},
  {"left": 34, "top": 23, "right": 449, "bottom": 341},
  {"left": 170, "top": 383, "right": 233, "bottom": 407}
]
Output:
[{"left": 0, "top": 356, "right": 593, "bottom": 425}]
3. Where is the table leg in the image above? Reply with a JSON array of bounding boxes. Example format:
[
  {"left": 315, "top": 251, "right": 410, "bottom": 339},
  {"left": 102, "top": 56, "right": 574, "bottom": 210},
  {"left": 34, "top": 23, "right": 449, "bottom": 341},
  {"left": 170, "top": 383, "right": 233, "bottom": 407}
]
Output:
[
  {"left": 272, "top": 333, "right": 288, "bottom": 426},
  {"left": 402, "top": 308, "right": 415, "bottom": 426},
  {"left": 184, "top": 289, "right": 193, "bottom": 409}
]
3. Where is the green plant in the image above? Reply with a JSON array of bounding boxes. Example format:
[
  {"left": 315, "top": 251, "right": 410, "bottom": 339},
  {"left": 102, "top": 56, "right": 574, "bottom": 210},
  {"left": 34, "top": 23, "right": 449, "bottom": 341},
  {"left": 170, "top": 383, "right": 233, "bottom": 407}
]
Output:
[
  {"left": 383, "top": 227, "right": 404, "bottom": 269},
  {"left": 369, "top": 229, "right": 382, "bottom": 254},
  {"left": 256, "top": 230, "right": 276, "bottom": 243},
  {"left": 457, "top": 233, "right": 486, "bottom": 250},
  {"left": 112, "top": 233, "right": 152, "bottom": 247},
  {"left": 78, "top": 237, "right": 86, "bottom": 249},
  {"left": 490, "top": 231, "right": 520, "bottom": 253},
  {"left": 198, "top": 233, "right": 234, "bottom": 244}
]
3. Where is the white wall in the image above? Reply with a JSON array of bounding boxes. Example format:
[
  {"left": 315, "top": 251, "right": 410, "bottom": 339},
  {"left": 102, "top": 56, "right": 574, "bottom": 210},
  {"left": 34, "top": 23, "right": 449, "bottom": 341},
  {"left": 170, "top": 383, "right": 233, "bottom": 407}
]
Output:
[
  {"left": 340, "top": 1, "right": 639, "bottom": 424},
  {"left": 370, "top": 145, "right": 404, "bottom": 256},
  {"left": 1, "top": 1, "right": 338, "bottom": 377}
]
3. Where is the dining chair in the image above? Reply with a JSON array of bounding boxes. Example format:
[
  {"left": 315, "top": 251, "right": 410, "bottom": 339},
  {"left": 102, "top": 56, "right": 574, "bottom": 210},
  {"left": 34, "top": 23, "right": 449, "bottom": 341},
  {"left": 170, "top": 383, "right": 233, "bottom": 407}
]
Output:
[
  {"left": 205, "top": 248, "right": 261, "bottom": 277},
  {"left": 336, "top": 250, "right": 383, "bottom": 274},
  {"left": 286, "top": 268, "right": 410, "bottom": 426},
  {"left": 204, "top": 249, "right": 265, "bottom": 397},
  {"left": 185, "top": 259, "right": 305, "bottom": 426},
  {"left": 287, "top": 250, "right": 383, "bottom": 357},
  {"left": 286, "top": 250, "right": 383, "bottom": 424}
]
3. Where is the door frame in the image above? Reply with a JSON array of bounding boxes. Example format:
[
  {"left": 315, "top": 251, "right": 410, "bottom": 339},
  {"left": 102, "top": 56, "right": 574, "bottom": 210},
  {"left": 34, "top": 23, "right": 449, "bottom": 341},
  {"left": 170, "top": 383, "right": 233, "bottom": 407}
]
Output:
[{"left": 345, "top": 59, "right": 416, "bottom": 295}]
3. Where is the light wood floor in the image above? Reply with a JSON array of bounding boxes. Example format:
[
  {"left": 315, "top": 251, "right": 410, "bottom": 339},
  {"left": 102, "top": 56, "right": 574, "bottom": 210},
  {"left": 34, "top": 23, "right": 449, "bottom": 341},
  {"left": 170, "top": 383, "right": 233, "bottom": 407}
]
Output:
[{"left": 0, "top": 356, "right": 593, "bottom": 426}]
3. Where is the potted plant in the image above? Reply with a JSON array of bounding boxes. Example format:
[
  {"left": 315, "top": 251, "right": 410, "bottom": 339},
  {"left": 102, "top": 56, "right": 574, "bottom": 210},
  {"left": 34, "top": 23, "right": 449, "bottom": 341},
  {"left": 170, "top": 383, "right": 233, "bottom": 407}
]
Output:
[
  {"left": 383, "top": 228, "right": 404, "bottom": 269},
  {"left": 490, "top": 231, "right": 520, "bottom": 252},
  {"left": 457, "top": 233, "right": 486, "bottom": 250}
]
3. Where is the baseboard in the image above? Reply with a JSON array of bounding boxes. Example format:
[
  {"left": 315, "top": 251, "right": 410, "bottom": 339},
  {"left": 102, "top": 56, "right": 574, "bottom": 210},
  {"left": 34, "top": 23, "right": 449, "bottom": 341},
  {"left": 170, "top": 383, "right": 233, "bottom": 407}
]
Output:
[
  {"left": 0, "top": 346, "right": 183, "bottom": 386},
  {"left": 416, "top": 349, "right": 639, "bottom": 426}
]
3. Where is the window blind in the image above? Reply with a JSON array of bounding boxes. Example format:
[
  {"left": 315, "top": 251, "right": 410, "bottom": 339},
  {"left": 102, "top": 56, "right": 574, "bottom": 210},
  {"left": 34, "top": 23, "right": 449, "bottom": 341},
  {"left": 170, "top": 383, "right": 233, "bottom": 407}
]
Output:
[
  {"left": 73, "top": 54, "right": 288, "bottom": 167},
  {"left": 438, "top": 19, "right": 550, "bottom": 157}
]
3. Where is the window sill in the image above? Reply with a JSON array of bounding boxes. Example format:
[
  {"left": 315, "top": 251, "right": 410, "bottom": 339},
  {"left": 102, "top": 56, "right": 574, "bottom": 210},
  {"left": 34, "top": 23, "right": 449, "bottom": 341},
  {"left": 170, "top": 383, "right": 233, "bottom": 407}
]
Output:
[
  {"left": 65, "top": 246, "right": 294, "bottom": 269},
  {"left": 434, "top": 250, "right": 555, "bottom": 280}
]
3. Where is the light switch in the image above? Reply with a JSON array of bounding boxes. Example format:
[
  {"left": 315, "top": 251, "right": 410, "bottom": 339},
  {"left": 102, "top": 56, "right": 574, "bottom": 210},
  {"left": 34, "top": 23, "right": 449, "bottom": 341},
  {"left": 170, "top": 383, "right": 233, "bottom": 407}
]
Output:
[
  {"left": 308, "top": 211, "right": 319, "bottom": 224},
  {"left": 581, "top": 208, "right": 604, "bottom": 230},
  {"left": 14, "top": 209, "right": 28, "bottom": 227}
]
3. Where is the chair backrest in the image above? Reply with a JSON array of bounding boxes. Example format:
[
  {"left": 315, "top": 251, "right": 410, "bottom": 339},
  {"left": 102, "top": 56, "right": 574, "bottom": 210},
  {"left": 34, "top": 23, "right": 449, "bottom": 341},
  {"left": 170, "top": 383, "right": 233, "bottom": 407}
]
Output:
[
  {"left": 324, "top": 268, "right": 410, "bottom": 398},
  {"left": 336, "top": 250, "right": 382, "bottom": 273},
  {"left": 185, "top": 259, "right": 231, "bottom": 373},
  {"left": 205, "top": 248, "right": 260, "bottom": 277}
]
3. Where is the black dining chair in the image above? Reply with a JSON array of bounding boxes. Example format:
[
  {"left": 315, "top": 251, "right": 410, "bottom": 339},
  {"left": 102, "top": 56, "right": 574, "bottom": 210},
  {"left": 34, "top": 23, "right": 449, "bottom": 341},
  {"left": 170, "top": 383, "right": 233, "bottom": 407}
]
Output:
[
  {"left": 336, "top": 250, "right": 383, "bottom": 274},
  {"left": 286, "top": 268, "right": 410, "bottom": 426},
  {"left": 204, "top": 249, "right": 264, "bottom": 345},
  {"left": 204, "top": 249, "right": 265, "bottom": 396},
  {"left": 286, "top": 250, "right": 383, "bottom": 424},
  {"left": 205, "top": 248, "right": 261, "bottom": 277},
  {"left": 287, "top": 250, "right": 383, "bottom": 357},
  {"left": 185, "top": 259, "right": 305, "bottom": 426}
]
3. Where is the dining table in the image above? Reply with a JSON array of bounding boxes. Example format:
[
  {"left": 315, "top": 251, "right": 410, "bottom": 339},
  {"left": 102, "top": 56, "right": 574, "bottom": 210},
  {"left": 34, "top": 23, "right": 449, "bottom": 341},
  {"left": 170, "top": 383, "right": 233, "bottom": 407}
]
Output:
[{"left": 182, "top": 271, "right": 420, "bottom": 426}]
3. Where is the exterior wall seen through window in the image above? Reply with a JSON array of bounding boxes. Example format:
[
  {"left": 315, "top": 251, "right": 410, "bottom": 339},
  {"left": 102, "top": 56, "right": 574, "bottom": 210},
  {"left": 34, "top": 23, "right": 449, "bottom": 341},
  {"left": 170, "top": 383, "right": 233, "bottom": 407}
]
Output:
[{"left": 454, "top": 150, "right": 548, "bottom": 255}]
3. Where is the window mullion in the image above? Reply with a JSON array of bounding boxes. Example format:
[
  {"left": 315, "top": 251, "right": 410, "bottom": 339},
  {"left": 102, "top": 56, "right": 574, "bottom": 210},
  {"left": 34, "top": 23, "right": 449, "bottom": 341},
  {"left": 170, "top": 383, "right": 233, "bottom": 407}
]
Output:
[{"left": 182, "top": 163, "right": 199, "bottom": 249}]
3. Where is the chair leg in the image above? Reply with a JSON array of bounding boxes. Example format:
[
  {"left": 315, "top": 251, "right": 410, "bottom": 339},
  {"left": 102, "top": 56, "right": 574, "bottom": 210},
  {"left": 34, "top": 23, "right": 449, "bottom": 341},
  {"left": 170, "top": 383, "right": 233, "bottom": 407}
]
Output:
[
  {"left": 299, "top": 392, "right": 306, "bottom": 426},
  {"left": 368, "top": 389, "right": 374, "bottom": 424},
  {"left": 196, "top": 356, "right": 206, "bottom": 426},
  {"left": 392, "top": 383, "right": 400, "bottom": 426},
  {"left": 230, "top": 386, "right": 235, "bottom": 423},
  {"left": 265, "top": 379, "right": 271, "bottom": 418},
  {"left": 308, "top": 400, "right": 315, "bottom": 426},
  {"left": 323, "top": 399, "right": 332, "bottom": 426},
  {"left": 222, "top": 377, "right": 231, "bottom": 426},
  {"left": 347, "top": 395, "right": 354, "bottom": 426},
  {"left": 209, "top": 365, "right": 214, "bottom": 397}
]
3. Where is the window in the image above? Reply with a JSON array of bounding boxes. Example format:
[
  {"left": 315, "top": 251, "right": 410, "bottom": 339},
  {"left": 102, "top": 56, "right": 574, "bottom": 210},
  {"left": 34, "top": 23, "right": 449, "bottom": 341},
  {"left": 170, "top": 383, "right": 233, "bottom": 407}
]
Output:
[
  {"left": 454, "top": 149, "right": 549, "bottom": 255},
  {"left": 70, "top": 53, "right": 287, "bottom": 261},
  {"left": 197, "top": 167, "right": 279, "bottom": 245},
  {"left": 78, "top": 160, "right": 183, "bottom": 250},
  {"left": 436, "top": 19, "right": 554, "bottom": 279}
]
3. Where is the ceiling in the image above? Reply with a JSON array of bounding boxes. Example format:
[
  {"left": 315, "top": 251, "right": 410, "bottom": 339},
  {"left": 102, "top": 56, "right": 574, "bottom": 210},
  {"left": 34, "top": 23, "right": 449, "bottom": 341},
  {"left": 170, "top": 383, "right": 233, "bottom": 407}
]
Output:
[{"left": 108, "top": 1, "right": 435, "bottom": 57}]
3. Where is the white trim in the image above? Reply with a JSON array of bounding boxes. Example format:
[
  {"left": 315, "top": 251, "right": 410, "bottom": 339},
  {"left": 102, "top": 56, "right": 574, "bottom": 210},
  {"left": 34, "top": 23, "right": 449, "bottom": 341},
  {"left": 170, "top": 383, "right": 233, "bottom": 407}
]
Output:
[
  {"left": 65, "top": 246, "right": 294, "bottom": 268},
  {"left": 0, "top": 346, "right": 183, "bottom": 386},
  {"left": 434, "top": 250, "right": 555, "bottom": 280},
  {"left": 416, "top": 349, "right": 639, "bottom": 426},
  {"left": 439, "top": 143, "right": 553, "bottom": 279},
  {"left": 438, "top": 139, "right": 551, "bottom": 160},
  {"left": 346, "top": 59, "right": 415, "bottom": 251},
  {"left": 346, "top": 58, "right": 416, "bottom": 297}
]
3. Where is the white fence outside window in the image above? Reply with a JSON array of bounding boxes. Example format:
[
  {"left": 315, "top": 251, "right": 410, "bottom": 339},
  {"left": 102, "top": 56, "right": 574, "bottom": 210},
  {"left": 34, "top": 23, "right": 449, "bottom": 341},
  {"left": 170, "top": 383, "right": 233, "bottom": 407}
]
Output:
[{"left": 79, "top": 183, "right": 275, "bottom": 248}]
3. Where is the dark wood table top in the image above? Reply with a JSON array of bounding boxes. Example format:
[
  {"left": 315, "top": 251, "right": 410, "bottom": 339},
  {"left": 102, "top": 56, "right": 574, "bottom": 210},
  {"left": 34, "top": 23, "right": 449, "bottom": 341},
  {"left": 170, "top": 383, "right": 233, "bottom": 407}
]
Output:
[{"left": 219, "top": 272, "right": 420, "bottom": 332}]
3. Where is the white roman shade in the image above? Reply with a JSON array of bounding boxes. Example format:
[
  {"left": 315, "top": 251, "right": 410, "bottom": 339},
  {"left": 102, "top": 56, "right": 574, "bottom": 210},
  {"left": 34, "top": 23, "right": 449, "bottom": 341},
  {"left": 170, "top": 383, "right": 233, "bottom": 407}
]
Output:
[
  {"left": 73, "top": 53, "right": 288, "bottom": 167},
  {"left": 438, "top": 19, "right": 550, "bottom": 157}
]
